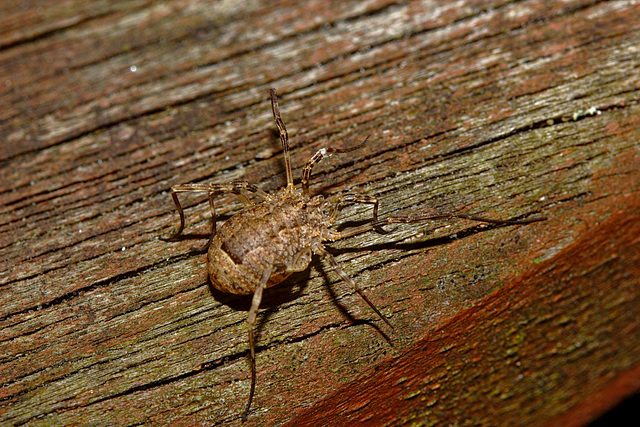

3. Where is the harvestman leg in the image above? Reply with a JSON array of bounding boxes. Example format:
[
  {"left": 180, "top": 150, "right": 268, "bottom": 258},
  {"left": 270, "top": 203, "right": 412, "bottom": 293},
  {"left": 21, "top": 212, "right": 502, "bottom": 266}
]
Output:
[
  {"left": 270, "top": 89, "right": 294, "bottom": 190},
  {"left": 269, "top": 87, "right": 369, "bottom": 198},
  {"left": 334, "top": 211, "right": 547, "bottom": 240},
  {"left": 300, "top": 136, "right": 368, "bottom": 196},
  {"left": 312, "top": 242, "right": 393, "bottom": 328},
  {"left": 315, "top": 212, "right": 545, "bottom": 328},
  {"left": 242, "top": 245, "right": 313, "bottom": 420},
  {"left": 242, "top": 266, "right": 273, "bottom": 422},
  {"left": 326, "top": 192, "right": 390, "bottom": 234},
  {"left": 168, "top": 181, "right": 273, "bottom": 252}
]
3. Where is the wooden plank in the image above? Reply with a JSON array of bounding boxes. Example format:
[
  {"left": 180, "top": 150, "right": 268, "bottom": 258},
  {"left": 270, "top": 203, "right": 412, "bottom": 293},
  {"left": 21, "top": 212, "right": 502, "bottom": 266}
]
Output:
[
  {"left": 286, "top": 197, "right": 640, "bottom": 426},
  {"left": 1, "top": 0, "right": 639, "bottom": 425}
]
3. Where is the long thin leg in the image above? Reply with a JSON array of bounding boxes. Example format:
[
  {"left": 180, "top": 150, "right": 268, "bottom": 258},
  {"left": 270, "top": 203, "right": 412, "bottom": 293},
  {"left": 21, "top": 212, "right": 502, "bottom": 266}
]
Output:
[
  {"left": 242, "top": 266, "right": 272, "bottom": 422},
  {"left": 334, "top": 211, "right": 547, "bottom": 241},
  {"left": 167, "top": 181, "right": 271, "bottom": 252},
  {"left": 300, "top": 135, "right": 369, "bottom": 196},
  {"left": 325, "top": 192, "right": 388, "bottom": 234},
  {"left": 270, "top": 88, "right": 294, "bottom": 191},
  {"left": 312, "top": 243, "right": 392, "bottom": 328}
]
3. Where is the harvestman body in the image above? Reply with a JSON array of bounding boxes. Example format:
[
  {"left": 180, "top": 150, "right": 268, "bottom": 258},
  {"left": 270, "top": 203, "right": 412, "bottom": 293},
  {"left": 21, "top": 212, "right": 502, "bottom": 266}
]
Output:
[{"left": 166, "top": 89, "right": 545, "bottom": 420}]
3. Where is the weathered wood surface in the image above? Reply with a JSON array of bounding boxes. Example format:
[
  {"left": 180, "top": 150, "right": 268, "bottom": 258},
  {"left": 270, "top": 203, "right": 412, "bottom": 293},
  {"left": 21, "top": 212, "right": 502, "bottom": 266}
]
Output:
[
  {"left": 1, "top": 1, "right": 638, "bottom": 425},
  {"left": 288, "top": 200, "right": 640, "bottom": 426}
]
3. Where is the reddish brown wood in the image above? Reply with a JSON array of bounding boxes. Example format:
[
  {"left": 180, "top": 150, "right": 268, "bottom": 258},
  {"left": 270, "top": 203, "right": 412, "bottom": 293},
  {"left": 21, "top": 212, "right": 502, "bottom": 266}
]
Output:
[
  {"left": 285, "top": 196, "right": 640, "bottom": 426},
  {"left": 1, "top": 0, "right": 639, "bottom": 426}
]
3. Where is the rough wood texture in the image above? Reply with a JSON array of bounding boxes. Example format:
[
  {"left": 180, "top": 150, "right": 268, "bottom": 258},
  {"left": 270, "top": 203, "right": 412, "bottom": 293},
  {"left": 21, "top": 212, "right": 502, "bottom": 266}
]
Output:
[
  {"left": 1, "top": 1, "right": 638, "bottom": 426},
  {"left": 288, "top": 200, "right": 640, "bottom": 426}
]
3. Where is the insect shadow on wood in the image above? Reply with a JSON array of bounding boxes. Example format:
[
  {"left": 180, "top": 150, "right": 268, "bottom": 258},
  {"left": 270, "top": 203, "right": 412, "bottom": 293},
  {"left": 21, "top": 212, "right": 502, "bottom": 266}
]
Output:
[{"left": 165, "top": 88, "right": 546, "bottom": 421}]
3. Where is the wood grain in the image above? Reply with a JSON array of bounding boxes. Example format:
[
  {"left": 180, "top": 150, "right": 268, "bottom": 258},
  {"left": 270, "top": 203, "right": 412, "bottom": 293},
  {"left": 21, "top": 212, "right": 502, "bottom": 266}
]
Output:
[{"left": 1, "top": 1, "right": 639, "bottom": 425}]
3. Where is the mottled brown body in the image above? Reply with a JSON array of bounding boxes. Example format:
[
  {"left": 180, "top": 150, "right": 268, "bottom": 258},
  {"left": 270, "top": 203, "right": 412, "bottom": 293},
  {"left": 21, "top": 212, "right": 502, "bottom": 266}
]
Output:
[
  {"left": 165, "top": 89, "right": 545, "bottom": 421},
  {"left": 208, "top": 192, "right": 327, "bottom": 295}
]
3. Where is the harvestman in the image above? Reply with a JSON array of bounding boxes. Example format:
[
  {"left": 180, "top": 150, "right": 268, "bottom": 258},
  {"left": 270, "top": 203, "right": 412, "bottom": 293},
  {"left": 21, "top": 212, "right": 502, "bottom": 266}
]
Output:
[{"left": 166, "top": 88, "right": 545, "bottom": 420}]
